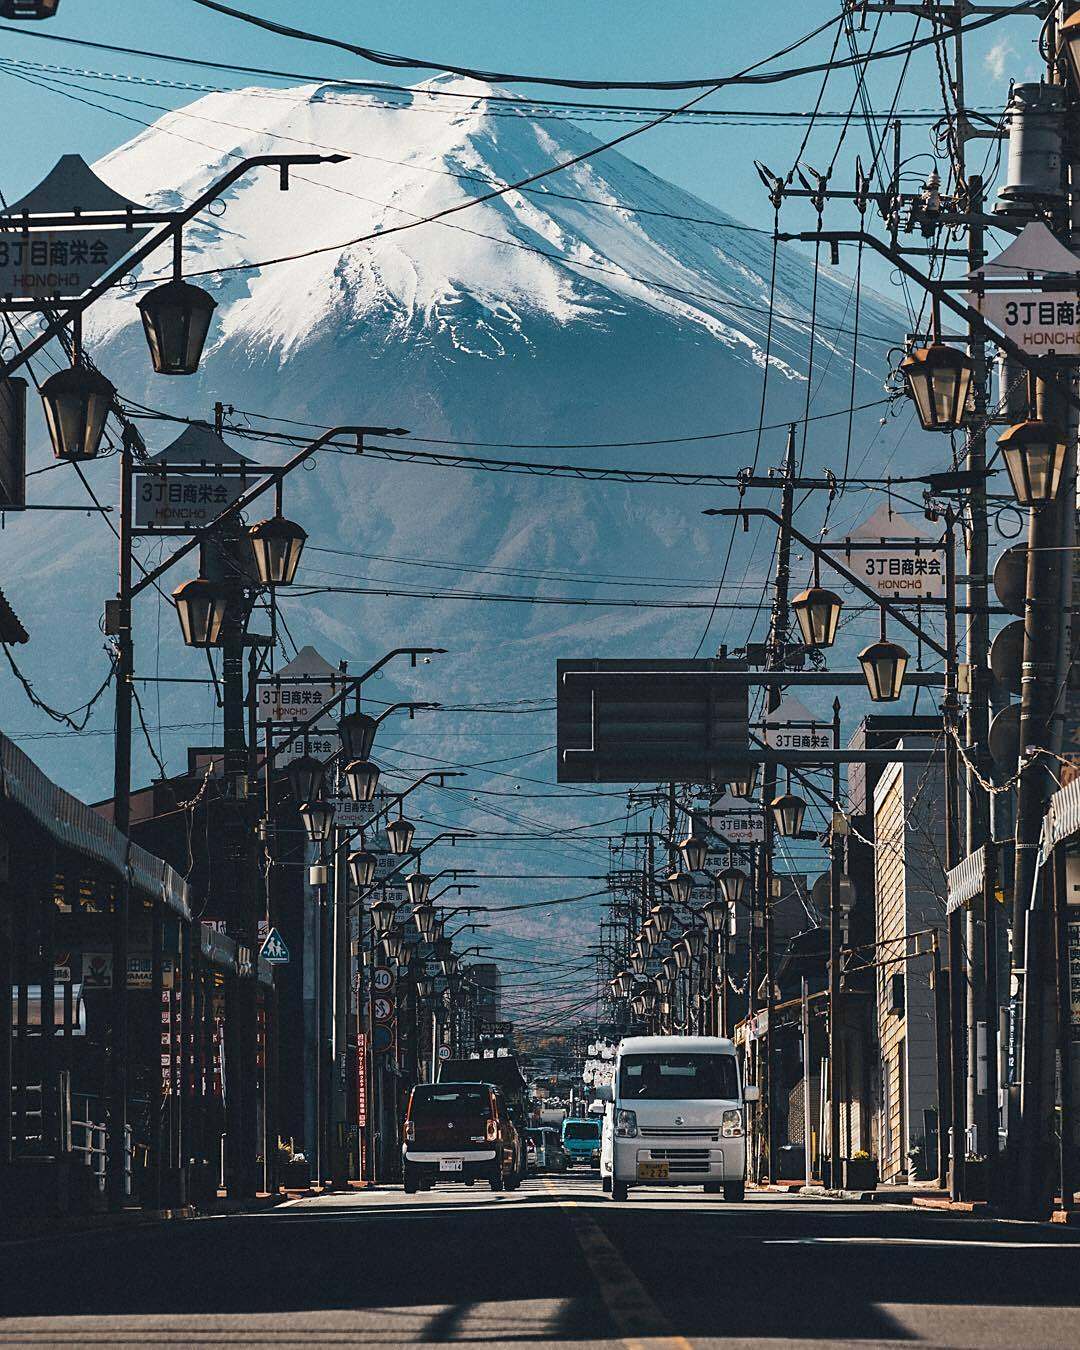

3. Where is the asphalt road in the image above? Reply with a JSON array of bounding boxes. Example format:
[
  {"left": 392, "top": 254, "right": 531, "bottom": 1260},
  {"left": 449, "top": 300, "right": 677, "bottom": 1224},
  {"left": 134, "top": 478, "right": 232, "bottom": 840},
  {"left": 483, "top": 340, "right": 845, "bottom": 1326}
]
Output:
[{"left": 2, "top": 1176, "right": 1079, "bottom": 1347}]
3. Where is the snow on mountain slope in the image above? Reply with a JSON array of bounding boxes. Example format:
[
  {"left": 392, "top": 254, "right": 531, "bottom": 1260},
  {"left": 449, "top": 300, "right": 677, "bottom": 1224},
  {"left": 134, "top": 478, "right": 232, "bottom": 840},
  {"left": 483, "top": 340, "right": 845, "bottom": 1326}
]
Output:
[{"left": 3, "top": 79, "right": 943, "bottom": 959}]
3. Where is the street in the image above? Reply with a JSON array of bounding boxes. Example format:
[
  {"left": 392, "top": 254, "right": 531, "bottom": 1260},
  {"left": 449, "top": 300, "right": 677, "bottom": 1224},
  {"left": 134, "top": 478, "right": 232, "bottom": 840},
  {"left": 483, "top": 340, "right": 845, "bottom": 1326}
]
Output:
[{"left": 3, "top": 1180, "right": 1079, "bottom": 1347}]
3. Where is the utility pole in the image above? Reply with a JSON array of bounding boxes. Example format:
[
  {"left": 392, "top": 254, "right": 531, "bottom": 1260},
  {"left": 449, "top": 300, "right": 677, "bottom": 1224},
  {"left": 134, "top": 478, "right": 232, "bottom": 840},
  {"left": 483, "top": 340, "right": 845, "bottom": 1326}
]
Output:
[
  {"left": 758, "top": 423, "right": 796, "bottom": 1183},
  {"left": 829, "top": 698, "right": 843, "bottom": 1184}
]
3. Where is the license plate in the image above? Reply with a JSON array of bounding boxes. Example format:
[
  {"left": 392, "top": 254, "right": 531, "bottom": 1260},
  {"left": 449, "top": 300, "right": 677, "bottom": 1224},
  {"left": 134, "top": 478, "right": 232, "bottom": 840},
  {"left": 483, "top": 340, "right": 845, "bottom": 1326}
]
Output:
[
  {"left": 439, "top": 1159, "right": 463, "bottom": 1173},
  {"left": 637, "top": 1161, "right": 669, "bottom": 1181}
]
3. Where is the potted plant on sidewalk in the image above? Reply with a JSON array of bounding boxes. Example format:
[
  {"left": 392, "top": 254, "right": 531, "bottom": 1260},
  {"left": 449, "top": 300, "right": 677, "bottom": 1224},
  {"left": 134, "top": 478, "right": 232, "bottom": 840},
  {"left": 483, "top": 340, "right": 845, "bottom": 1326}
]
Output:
[{"left": 841, "top": 1150, "right": 878, "bottom": 1191}]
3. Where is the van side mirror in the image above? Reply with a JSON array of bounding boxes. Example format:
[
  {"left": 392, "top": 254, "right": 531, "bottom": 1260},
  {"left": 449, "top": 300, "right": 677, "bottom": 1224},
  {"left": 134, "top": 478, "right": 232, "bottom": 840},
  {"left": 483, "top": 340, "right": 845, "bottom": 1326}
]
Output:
[{"left": 743, "top": 1084, "right": 760, "bottom": 1103}]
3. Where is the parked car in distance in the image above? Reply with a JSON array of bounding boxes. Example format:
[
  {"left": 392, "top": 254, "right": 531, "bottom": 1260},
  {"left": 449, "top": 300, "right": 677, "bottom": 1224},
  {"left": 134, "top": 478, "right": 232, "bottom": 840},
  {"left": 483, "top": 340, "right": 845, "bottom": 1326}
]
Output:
[
  {"left": 402, "top": 1082, "right": 522, "bottom": 1193},
  {"left": 561, "top": 1116, "right": 602, "bottom": 1167}
]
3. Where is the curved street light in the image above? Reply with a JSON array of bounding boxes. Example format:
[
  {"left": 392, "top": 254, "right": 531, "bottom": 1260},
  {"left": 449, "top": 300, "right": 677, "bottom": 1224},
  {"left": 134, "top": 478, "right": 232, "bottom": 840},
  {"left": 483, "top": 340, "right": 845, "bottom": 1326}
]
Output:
[
  {"left": 299, "top": 800, "right": 335, "bottom": 845},
  {"left": 40, "top": 362, "right": 115, "bottom": 461},
  {"left": 342, "top": 758, "right": 380, "bottom": 804},
  {"left": 859, "top": 609, "right": 909, "bottom": 702},
  {"left": 173, "top": 577, "right": 229, "bottom": 648},
  {"left": 138, "top": 276, "right": 217, "bottom": 376},
  {"left": 998, "top": 418, "right": 1068, "bottom": 506},
  {"left": 338, "top": 710, "right": 378, "bottom": 762},
  {"left": 348, "top": 847, "right": 377, "bottom": 890},
  {"left": 679, "top": 834, "right": 709, "bottom": 873},
  {"left": 770, "top": 792, "right": 806, "bottom": 838},
  {"left": 248, "top": 514, "right": 307, "bottom": 586},
  {"left": 386, "top": 816, "right": 415, "bottom": 856}
]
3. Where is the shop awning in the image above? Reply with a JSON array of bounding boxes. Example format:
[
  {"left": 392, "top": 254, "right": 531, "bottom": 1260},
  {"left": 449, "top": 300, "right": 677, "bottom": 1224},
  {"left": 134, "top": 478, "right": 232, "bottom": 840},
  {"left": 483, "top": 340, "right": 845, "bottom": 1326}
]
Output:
[
  {"left": 946, "top": 844, "right": 985, "bottom": 915},
  {"left": 0, "top": 731, "right": 190, "bottom": 919},
  {"left": 1040, "top": 777, "right": 1080, "bottom": 861}
]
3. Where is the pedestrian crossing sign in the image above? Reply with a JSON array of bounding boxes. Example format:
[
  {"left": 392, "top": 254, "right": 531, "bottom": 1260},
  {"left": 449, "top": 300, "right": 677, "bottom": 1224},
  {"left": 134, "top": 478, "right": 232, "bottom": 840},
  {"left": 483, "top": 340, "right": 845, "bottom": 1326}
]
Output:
[{"left": 259, "top": 927, "right": 290, "bottom": 964}]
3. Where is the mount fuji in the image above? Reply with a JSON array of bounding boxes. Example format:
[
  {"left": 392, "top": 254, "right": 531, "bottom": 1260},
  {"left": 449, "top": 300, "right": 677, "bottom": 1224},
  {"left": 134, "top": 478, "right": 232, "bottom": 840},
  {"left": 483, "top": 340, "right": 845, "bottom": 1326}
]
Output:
[{"left": 4, "top": 77, "right": 942, "bottom": 956}]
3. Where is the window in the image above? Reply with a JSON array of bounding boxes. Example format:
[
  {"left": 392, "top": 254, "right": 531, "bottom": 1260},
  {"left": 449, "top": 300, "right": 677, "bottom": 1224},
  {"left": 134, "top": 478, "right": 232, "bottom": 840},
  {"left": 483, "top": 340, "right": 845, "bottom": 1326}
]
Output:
[
  {"left": 410, "top": 1086, "right": 490, "bottom": 1119},
  {"left": 564, "top": 1121, "right": 601, "bottom": 1141},
  {"left": 618, "top": 1053, "right": 739, "bottom": 1101}
]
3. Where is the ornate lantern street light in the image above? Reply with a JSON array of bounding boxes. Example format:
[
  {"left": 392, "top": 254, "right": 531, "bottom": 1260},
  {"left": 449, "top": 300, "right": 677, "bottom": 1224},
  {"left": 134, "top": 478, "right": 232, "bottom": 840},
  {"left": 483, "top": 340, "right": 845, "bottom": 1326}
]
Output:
[
  {"left": 792, "top": 559, "right": 843, "bottom": 648},
  {"left": 416, "top": 975, "right": 435, "bottom": 1001},
  {"left": 338, "top": 711, "right": 378, "bottom": 762},
  {"left": 299, "top": 800, "right": 335, "bottom": 845},
  {"left": 385, "top": 816, "right": 415, "bottom": 856},
  {"left": 40, "top": 362, "right": 115, "bottom": 461},
  {"left": 717, "top": 865, "right": 749, "bottom": 906},
  {"left": 725, "top": 766, "right": 758, "bottom": 800},
  {"left": 613, "top": 970, "right": 634, "bottom": 999},
  {"left": 661, "top": 952, "right": 679, "bottom": 981},
  {"left": 702, "top": 896, "right": 727, "bottom": 932},
  {"left": 683, "top": 928, "right": 705, "bottom": 959},
  {"left": 138, "top": 275, "right": 217, "bottom": 375},
  {"left": 672, "top": 938, "right": 692, "bottom": 971},
  {"left": 650, "top": 902, "right": 674, "bottom": 935},
  {"left": 405, "top": 871, "right": 432, "bottom": 906},
  {"left": 628, "top": 951, "right": 647, "bottom": 975},
  {"left": 172, "top": 576, "right": 229, "bottom": 648},
  {"left": 370, "top": 896, "right": 397, "bottom": 935},
  {"left": 900, "top": 339, "right": 974, "bottom": 432},
  {"left": 348, "top": 847, "right": 377, "bottom": 890},
  {"left": 998, "top": 419, "right": 1068, "bottom": 506},
  {"left": 770, "top": 791, "right": 806, "bottom": 838},
  {"left": 665, "top": 872, "right": 694, "bottom": 906},
  {"left": 382, "top": 928, "right": 406, "bottom": 965},
  {"left": 342, "top": 758, "right": 380, "bottom": 803},
  {"left": 412, "top": 902, "right": 438, "bottom": 941},
  {"left": 287, "top": 752, "right": 323, "bottom": 806},
  {"left": 679, "top": 834, "right": 709, "bottom": 873},
  {"left": 248, "top": 515, "right": 307, "bottom": 586},
  {"left": 859, "top": 609, "right": 909, "bottom": 702}
]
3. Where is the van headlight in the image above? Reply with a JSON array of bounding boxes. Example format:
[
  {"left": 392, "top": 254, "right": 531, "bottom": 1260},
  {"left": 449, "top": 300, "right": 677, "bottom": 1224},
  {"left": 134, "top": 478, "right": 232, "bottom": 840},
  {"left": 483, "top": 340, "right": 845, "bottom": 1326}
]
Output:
[
  {"left": 721, "top": 1109, "right": 743, "bottom": 1138},
  {"left": 615, "top": 1109, "right": 638, "bottom": 1138}
]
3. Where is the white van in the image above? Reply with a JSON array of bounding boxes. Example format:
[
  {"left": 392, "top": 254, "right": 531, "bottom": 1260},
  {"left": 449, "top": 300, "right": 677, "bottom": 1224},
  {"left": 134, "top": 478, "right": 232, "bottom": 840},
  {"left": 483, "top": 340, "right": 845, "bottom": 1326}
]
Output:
[{"left": 601, "top": 1034, "right": 756, "bottom": 1202}]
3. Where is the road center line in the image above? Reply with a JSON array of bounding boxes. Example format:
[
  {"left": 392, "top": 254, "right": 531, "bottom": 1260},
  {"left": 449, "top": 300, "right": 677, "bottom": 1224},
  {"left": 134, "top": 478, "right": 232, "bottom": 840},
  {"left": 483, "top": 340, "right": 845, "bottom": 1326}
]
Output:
[{"left": 543, "top": 1180, "right": 692, "bottom": 1350}]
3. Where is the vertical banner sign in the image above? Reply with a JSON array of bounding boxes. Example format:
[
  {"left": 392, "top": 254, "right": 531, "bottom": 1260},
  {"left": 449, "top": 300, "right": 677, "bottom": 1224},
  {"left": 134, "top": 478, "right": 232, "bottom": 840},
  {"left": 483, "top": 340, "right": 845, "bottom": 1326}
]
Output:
[{"left": 1069, "top": 921, "right": 1080, "bottom": 1042}]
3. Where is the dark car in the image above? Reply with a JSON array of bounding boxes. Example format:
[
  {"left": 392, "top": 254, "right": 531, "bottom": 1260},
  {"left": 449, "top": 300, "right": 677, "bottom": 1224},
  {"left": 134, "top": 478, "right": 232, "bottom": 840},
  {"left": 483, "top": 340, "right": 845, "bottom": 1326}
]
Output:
[{"left": 402, "top": 1082, "right": 522, "bottom": 1193}]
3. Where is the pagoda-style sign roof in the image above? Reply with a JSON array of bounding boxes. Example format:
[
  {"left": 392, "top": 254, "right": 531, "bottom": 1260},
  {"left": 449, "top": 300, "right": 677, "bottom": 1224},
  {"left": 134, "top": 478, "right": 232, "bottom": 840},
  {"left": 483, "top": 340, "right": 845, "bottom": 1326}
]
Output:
[
  {"left": 147, "top": 422, "right": 253, "bottom": 468},
  {"left": 2, "top": 154, "right": 145, "bottom": 218}
]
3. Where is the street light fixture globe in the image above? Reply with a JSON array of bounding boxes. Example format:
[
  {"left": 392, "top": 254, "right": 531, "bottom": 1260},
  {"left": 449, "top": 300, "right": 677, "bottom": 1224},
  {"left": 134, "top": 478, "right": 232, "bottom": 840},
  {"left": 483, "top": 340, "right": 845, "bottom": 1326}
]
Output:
[
  {"left": 725, "top": 766, "right": 759, "bottom": 800},
  {"left": 679, "top": 834, "right": 709, "bottom": 873},
  {"left": 770, "top": 792, "right": 806, "bottom": 838},
  {"left": 717, "top": 865, "right": 749, "bottom": 906},
  {"left": 662, "top": 952, "right": 679, "bottom": 980},
  {"left": 628, "top": 951, "right": 647, "bottom": 975},
  {"left": 412, "top": 902, "right": 438, "bottom": 941},
  {"left": 665, "top": 871, "right": 694, "bottom": 906},
  {"left": 650, "top": 902, "right": 674, "bottom": 935},
  {"left": 348, "top": 848, "right": 377, "bottom": 889},
  {"left": 683, "top": 928, "right": 705, "bottom": 958},
  {"left": 405, "top": 871, "right": 432, "bottom": 906},
  {"left": 287, "top": 753, "right": 323, "bottom": 806},
  {"left": 385, "top": 817, "right": 415, "bottom": 856},
  {"left": 299, "top": 800, "right": 335, "bottom": 845},
  {"left": 342, "top": 758, "right": 380, "bottom": 803},
  {"left": 248, "top": 515, "right": 307, "bottom": 586},
  {"left": 859, "top": 638, "right": 909, "bottom": 702},
  {"left": 900, "top": 343, "right": 974, "bottom": 431},
  {"left": 702, "top": 896, "right": 727, "bottom": 932},
  {"left": 40, "top": 364, "right": 115, "bottom": 461},
  {"left": 998, "top": 419, "right": 1068, "bottom": 506},
  {"left": 137, "top": 278, "right": 217, "bottom": 375},
  {"left": 382, "top": 928, "right": 406, "bottom": 965},
  {"left": 338, "top": 710, "right": 377, "bottom": 762},
  {"left": 370, "top": 896, "right": 397, "bottom": 935},
  {"left": 613, "top": 970, "right": 634, "bottom": 998},
  {"left": 792, "top": 585, "right": 843, "bottom": 648},
  {"left": 172, "top": 576, "right": 229, "bottom": 648}
]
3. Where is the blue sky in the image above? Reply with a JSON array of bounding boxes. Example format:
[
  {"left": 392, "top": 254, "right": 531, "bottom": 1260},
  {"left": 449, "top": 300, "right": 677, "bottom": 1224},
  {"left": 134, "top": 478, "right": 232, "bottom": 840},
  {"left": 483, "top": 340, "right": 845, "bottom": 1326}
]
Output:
[{"left": 0, "top": 0, "right": 1043, "bottom": 270}]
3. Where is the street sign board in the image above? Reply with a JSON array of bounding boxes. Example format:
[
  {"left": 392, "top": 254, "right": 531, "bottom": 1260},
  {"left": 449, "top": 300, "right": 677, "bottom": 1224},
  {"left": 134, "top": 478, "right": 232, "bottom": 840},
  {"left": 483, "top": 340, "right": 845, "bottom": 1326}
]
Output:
[
  {"left": 259, "top": 927, "right": 290, "bottom": 964},
  {"left": 373, "top": 996, "right": 393, "bottom": 1023},
  {"left": 258, "top": 645, "right": 344, "bottom": 725},
  {"left": 707, "top": 792, "right": 764, "bottom": 843},
  {"left": 0, "top": 156, "right": 154, "bottom": 299},
  {"left": 762, "top": 694, "right": 831, "bottom": 751},
  {"left": 133, "top": 470, "right": 250, "bottom": 530},
  {"left": 438, "top": 1044, "right": 451, "bottom": 1061},
  {"left": 372, "top": 967, "right": 393, "bottom": 992},
  {"left": 327, "top": 790, "right": 395, "bottom": 828},
  {"left": 372, "top": 1025, "right": 393, "bottom": 1054},
  {"left": 0, "top": 226, "right": 151, "bottom": 300},
  {"left": 968, "top": 291, "right": 1080, "bottom": 356},
  {"left": 824, "top": 504, "right": 945, "bottom": 601},
  {"left": 556, "top": 657, "right": 750, "bottom": 785}
]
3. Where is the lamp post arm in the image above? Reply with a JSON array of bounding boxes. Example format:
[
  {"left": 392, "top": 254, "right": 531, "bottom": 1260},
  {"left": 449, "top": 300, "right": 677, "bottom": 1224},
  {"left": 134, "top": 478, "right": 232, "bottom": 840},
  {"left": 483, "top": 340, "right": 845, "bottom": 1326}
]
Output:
[
  {"left": 0, "top": 153, "right": 347, "bottom": 382},
  {"left": 704, "top": 504, "right": 949, "bottom": 659},
  {"left": 341, "top": 771, "right": 465, "bottom": 847},
  {"left": 349, "top": 833, "right": 476, "bottom": 909},
  {"left": 777, "top": 227, "right": 1080, "bottom": 417}
]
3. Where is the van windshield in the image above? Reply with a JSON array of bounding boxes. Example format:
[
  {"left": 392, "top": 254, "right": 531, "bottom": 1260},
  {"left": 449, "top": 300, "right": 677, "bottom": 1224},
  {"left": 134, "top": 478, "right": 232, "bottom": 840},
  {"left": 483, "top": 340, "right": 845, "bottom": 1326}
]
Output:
[
  {"left": 619, "top": 1053, "right": 738, "bottom": 1101},
  {"left": 411, "top": 1086, "right": 490, "bottom": 1118},
  {"left": 564, "top": 1121, "right": 600, "bottom": 1141}
]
